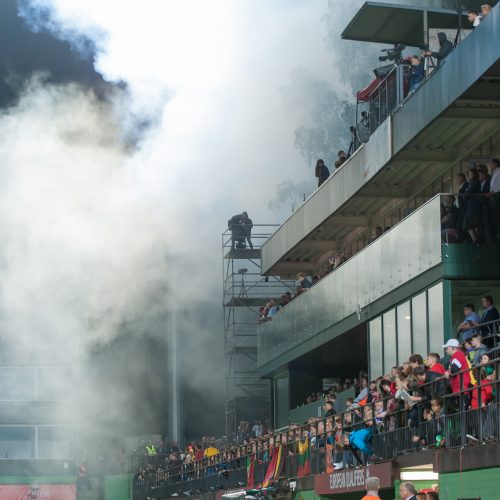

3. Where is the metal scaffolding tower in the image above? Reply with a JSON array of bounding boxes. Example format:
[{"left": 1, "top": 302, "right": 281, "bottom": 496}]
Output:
[{"left": 222, "top": 223, "right": 293, "bottom": 437}]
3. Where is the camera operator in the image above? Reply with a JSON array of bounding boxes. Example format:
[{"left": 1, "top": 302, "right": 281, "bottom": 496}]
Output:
[
  {"left": 424, "top": 32, "right": 452, "bottom": 66},
  {"left": 409, "top": 55, "right": 425, "bottom": 93}
]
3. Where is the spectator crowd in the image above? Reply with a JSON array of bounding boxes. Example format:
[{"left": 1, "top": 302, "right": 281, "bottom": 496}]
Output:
[
  {"left": 133, "top": 307, "right": 498, "bottom": 495},
  {"left": 441, "top": 160, "right": 500, "bottom": 244},
  {"left": 260, "top": 157, "right": 499, "bottom": 324}
]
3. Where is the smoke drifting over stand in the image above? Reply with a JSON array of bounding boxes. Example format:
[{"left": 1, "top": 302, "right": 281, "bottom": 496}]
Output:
[{"left": 0, "top": 0, "right": 407, "bottom": 445}]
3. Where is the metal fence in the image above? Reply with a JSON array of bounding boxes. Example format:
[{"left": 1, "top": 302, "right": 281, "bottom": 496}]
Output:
[{"left": 132, "top": 338, "right": 500, "bottom": 499}]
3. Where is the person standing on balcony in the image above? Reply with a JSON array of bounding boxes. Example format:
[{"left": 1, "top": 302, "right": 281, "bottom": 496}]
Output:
[
  {"left": 475, "top": 295, "right": 500, "bottom": 336},
  {"left": 296, "top": 272, "right": 312, "bottom": 290},
  {"left": 487, "top": 159, "right": 500, "bottom": 241},
  {"left": 334, "top": 150, "right": 348, "bottom": 169},
  {"left": 470, "top": 334, "right": 488, "bottom": 365},
  {"left": 462, "top": 167, "right": 482, "bottom": 245},
  {"left": 241, "top": 211, "right": 253, "bottom": 249},
  {"left": 481, "top": 4, "right": 492, "bottom": 18},
  {"left": 468, "top": 10, "right": 482, "bottom": 28},
  {"left": 478, "top": 164, "right": 492, "bottom": 241},
  {"left": 424, "top": 33, "right": 453, "bottom": 66},
  {"left": 457, "top": 303, "right": 480, "bottom": 342},
  {"left": 443, "top": 339, "right": 475, "bottom": 407},
  {"left": 409, "top": 55, "right": 425, "bottom": 92},
  {"left": 315, "top": 159, "right": 330, "bottom": 187}
]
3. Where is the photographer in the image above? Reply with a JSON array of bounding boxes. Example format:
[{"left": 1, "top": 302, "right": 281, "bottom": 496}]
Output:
[
  {"left": 424, "top": 33, "right": 452, "bottom": 66},
  {"left": 409, "top": 55, "right": 425, "bottom": 93}
]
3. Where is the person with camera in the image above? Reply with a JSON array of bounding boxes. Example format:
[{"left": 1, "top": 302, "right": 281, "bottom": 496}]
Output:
[{"left": 424, "top": 33, "right": 452, "bottom": 66}]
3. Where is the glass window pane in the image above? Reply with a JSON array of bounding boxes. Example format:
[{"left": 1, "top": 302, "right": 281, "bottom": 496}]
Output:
[
  {"left": 369, "top": 317, "right": 383, "bottom": 379},
  {"left": 275, "top": 375, "right": 289, "bottom": 429},
  {"left": 428, "top": 283, "right": 444, "bottom": 354},
  {"left": 383, "top": 309, "right": 397, "bottom": 372},
  {"left": 397, "top": 302, "right": 412, "bottom": 363},
  {"left": 38, "top": 426, "right": 75, "bottom": 459},
  {"left": 0, "top": 427, "right": 35, "bottom": 459},
  {"left": 412, "top": 292, "right": 428, "bottom": 357},
  {"left": 0, "top": 368, "right": 36, "bottom": 401},
  {"left": 37, "top": 367, "right": 75, "bottom": 401}
]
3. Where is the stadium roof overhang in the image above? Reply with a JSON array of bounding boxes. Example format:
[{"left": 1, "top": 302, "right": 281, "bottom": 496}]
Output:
[{"left": 341, "top": 1, "right": 472, "bottom": 46}]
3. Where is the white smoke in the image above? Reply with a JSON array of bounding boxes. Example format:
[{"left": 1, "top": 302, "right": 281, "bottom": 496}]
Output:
[
  {"left": 5, "top": 0, "right": 376, "bottom": 440},
  {"left": 0, "top": 77, "right": 169, "bottom": 351}
]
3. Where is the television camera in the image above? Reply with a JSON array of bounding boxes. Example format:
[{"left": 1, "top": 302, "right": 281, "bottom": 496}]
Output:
[{"left": 379, "top": 43, "right": 406, "bottom": 63}]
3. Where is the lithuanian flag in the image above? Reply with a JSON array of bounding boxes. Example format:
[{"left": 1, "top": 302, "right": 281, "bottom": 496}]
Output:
[{"left": 297, "top": 437, "right": 310, "bottom": 477}]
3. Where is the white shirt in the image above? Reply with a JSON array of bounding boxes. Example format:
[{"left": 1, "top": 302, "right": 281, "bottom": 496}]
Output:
[
  {"left": 490, "top": 168, "right": 500, "bottom": 193},
  {"left": 473, "top": 16, "right": 481, "bottom": 27}
]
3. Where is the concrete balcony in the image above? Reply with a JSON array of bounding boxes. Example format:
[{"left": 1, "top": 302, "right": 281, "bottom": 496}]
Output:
[
  {"left": 257, "top": 194, "right": 500, "bottom": 374},
  {"left": 261, "top": 5, "right": 500, "bottom": 276}
]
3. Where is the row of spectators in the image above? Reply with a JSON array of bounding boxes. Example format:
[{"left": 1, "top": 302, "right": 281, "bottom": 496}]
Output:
[
  {"left": 407, "top": 5, "right": 496, "bottom": 93},
  {"left": 468, "top": 4, "right": 494, "bottom": 27},
  {"left": 457, "top": 295, "right": 500, "bottom": 342},
  {"left": 296, "top": 376, "right": 365, "bottom": 408},
  {"left": 315, "top": 152, "right": 349, "bottom": 187},
  {"left": 133, "top": 321, "right": 498, "bottom": 491},
  {"left": 441, "top": 161, "right": 500, "bottom": 244},
  {"left": 260, "top": 159, "right": 499, "bottom": 323}
]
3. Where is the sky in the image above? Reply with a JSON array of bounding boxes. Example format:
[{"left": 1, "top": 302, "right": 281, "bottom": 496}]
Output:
[{"left": 0, "top": 0, "right": 371, "bottom": 442}]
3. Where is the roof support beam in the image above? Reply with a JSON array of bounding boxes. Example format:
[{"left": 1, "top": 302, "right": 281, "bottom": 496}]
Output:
[
  {"left": 394, "top": 150, "right": 454, "bottom": 162},
  {"left": 442, "top": 107, "right": 500, "bottom": 119},
  {"left": 271, "top": 262, "right": 315, "bottom": 275},
  {"left": 358, "top": 185, "right": 410, "bottom": 198},
  {"left": 297, "top": 240, "right": 338, "bottom": 251},
  {"left": 328, "top": 215, "right": 372, "bottom": 226}
]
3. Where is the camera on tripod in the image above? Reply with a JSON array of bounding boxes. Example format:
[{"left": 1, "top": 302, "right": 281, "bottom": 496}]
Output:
[{"left": 379, "top": 43, "right": 406, "bottom": 63}]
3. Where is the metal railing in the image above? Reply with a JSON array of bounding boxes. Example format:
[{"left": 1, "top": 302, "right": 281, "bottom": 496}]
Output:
[
  {"left": 222, "top": 223, "right": 280, "bottom": 252},
  {"left": 132, "top": 335, "right": 500, "bottom": 498}
]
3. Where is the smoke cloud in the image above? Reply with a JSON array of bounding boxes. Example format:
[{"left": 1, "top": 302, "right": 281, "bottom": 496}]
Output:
[{"left": 1, "top": 0, "right": 398, "bottom": 445}]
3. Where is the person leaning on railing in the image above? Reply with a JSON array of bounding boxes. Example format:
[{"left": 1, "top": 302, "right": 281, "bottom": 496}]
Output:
[{"left": 142, "top": 336, "right": 499, "bottom": 490}]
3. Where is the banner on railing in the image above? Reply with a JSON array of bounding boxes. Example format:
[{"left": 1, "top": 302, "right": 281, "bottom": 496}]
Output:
[
  {"left": 261, "top": 445, "right": 284, "bottom": 488},
  {"left": 315, "top": 462, "right": 393, "bottom": 495},
  {"left": 246, "top": 454, "right": 255, "bottom": 489},
  {"left": 0, "top": 484, "right": 76, "bottom": 500},
  {"left": 297, "top": 437, "right": 310, "bottom": 478},
  {"left": 325, "top": 443, "right": 334, "bottom": 474}
]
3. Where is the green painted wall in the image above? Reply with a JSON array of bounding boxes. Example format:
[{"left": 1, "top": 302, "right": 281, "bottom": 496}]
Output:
[
  {"left": 442, "top": 244, "right": 500, "bottom": 280},
  {"left": 439, "top": 467, "right": 500, "bottom": 500},
  {"left": 295, "top": 489, "right": 319, "bottom": 500},
  {"left": 104, "top": 474, "right": 133, "bottom": 500},
  {"left": 0, "top": 475, "right": 76, "bottom": 484}
]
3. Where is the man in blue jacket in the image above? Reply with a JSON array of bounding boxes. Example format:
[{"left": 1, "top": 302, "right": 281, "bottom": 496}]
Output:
[{"left": 408, "top": 55, "right": 425, "bottom": 92}]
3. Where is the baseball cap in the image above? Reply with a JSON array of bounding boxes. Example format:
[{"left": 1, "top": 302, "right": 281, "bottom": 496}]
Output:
[{"left": 443, "top": 338, "right": 460, "bottom": 348}]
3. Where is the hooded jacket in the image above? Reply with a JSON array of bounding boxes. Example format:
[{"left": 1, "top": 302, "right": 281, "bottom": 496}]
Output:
[
  {"left": 426, "top": 362, "right": 446, "bottom": 397},
  {"left": 431, "top": 33, "right": 453, "bottom": 65}
]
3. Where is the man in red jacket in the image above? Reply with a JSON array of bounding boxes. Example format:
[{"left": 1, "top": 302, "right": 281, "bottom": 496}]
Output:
[
  {"left": 443, "top": 339, "right": 476, "bottom": 406},
  {"left": 425, "top": 353, "right": 446, "bottom": 397}
]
